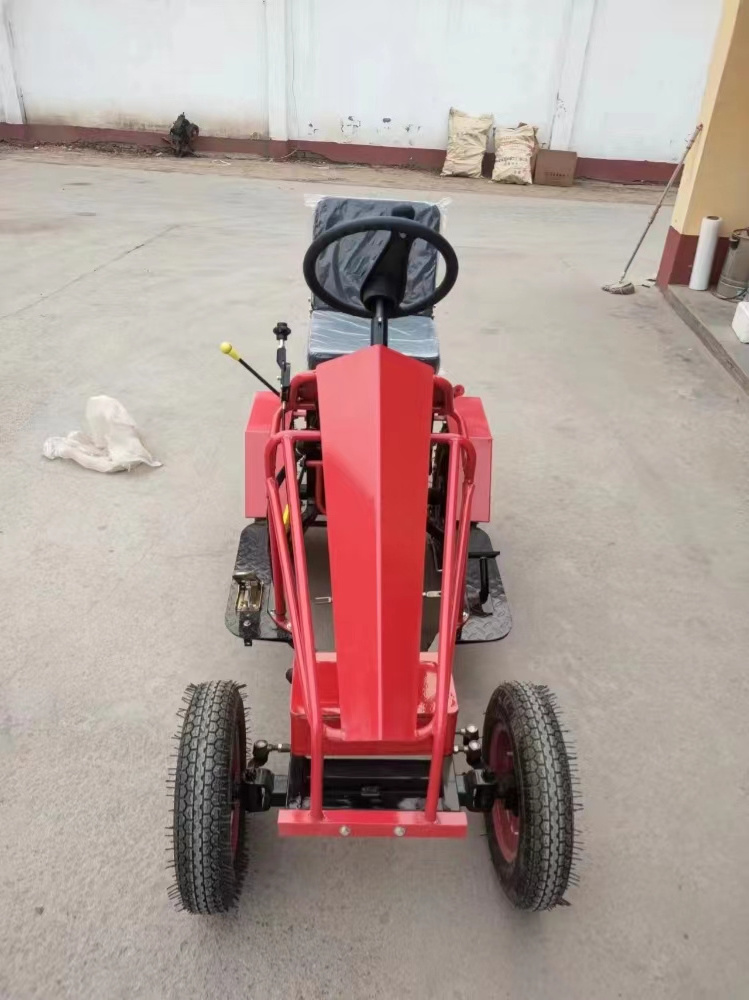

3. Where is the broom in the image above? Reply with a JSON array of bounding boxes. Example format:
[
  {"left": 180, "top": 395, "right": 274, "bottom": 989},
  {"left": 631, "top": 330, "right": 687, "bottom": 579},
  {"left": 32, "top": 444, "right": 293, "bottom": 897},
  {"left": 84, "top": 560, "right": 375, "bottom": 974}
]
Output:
[{"left": 602, "top": 124, "right": 702, "bottom": 295}]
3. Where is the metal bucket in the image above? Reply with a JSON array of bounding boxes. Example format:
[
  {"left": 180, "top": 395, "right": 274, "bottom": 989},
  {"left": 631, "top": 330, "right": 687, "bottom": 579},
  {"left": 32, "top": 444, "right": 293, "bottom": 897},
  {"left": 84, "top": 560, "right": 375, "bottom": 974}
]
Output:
[{"left": 715, "top": 228, "right": 749, "bottom": 300}]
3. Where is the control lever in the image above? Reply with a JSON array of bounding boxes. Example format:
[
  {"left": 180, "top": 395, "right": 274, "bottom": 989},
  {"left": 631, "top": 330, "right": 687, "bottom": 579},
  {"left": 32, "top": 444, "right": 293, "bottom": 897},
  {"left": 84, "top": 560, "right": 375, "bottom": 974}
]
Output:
[
  {"left": 274, "top": 322, "right": 292, "bottom": 404},
  {"left": 220, "top": 342, "right": 280, "bottom": 396}
]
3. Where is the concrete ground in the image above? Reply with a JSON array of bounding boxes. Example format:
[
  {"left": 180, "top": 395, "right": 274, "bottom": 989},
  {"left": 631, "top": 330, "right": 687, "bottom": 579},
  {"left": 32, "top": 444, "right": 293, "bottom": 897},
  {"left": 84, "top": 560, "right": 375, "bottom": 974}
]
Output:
[
  {"left": 1, "top": 150, "right": 748, "bottom": 1000},
  {"left": 664, "top": 285, "right": 749, "bottom": 396}
]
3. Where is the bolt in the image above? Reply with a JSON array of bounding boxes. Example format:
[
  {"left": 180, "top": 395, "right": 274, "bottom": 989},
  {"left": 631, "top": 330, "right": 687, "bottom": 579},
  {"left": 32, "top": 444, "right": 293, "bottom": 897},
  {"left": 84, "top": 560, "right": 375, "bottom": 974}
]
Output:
[
  {"left": 462, "top": 723, "right": 480, "bottom": 747},
  {"left": 393, "top": 826, "right": 406, "bottom": 837},
  {"left": 465, "top": 739, "right": 483, "bottom": 767},
  {"left": 339, "top": 825, "right": 351, "bottom": 837}
]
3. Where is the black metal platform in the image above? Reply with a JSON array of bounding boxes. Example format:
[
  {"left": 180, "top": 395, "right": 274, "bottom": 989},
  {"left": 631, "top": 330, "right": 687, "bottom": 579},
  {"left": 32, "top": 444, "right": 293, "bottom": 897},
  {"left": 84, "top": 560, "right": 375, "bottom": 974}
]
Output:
[
  {"left": 460, "top": 526, "right": 513, "bottom": 643},
  {"left": 225, "top": 520, "right": 511, "bottom": 646}
]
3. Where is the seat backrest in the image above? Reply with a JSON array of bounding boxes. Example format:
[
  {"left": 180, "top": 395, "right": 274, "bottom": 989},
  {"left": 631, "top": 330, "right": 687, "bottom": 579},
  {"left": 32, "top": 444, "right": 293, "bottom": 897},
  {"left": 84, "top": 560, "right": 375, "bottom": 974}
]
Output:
[{"left": 311, "top": 197, "right": 441, "bottom": 317}]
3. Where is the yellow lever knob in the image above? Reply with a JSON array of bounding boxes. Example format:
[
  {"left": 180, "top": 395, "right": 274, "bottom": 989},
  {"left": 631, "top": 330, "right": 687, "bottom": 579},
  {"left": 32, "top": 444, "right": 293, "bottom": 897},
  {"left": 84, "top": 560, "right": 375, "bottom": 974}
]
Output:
[{"left": 220, "top": 342, "right": 241, "bottom": 361}]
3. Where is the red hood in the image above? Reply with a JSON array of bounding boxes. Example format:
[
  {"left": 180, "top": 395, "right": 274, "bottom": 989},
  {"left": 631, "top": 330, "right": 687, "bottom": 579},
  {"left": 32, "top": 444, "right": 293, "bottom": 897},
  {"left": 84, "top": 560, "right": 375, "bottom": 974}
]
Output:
[{"left": 316, "top": 346, "right": 434, "bottom": 742}]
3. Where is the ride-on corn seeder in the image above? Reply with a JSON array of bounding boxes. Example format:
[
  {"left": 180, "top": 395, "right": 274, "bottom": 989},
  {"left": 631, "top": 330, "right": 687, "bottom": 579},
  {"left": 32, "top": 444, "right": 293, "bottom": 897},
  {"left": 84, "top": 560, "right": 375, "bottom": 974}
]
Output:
[{"left": 169, "top": 197, "right": 580, "bottom": 914}]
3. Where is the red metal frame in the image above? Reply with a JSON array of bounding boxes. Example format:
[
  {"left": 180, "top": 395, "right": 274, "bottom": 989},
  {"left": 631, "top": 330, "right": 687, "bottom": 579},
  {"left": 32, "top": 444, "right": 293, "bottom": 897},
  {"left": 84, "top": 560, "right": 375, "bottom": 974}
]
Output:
[
  {"left": 278, "top": 810, "right": 467, "bottom": 838},
  {"left": 258, "top": 346, "right": 477, "bottom": 838},
  {"left": 289, "top": 652, "right": 460, "bottom": 756}
]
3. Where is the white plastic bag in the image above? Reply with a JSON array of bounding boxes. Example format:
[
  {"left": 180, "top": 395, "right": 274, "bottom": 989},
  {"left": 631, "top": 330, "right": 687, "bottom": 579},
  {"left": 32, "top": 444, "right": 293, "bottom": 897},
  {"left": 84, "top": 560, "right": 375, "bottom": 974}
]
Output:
[
  {"left": 43, "top": 396, "right": 162, "bottom": 473},
  {"left": 492, "top": 124, "right": 538, "bottom": 185},
  {"left": 441, "top": 108, "right": 493, "bottom": 179}
]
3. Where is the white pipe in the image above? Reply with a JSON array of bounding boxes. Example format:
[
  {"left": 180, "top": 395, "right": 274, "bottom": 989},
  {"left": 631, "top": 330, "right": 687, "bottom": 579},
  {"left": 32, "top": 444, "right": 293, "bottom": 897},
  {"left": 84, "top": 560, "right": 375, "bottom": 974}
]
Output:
[{"left": 689, "top": 215, "right": 722, "bottom": 290}]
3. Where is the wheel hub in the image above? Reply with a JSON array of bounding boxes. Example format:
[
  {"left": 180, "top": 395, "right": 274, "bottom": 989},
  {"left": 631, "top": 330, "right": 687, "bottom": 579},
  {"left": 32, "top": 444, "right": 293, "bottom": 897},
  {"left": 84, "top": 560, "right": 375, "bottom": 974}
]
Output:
[{"left": 490, "top": 723, "right": 520, "bottom": 862}]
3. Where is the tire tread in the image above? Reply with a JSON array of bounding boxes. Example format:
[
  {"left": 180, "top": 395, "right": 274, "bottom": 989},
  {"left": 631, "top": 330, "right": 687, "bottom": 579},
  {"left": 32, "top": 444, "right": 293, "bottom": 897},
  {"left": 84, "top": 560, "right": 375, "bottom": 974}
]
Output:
[
  {"left": 170, "top": 680, "right": 246, "bottom": 914},
  {"left": 483, "top": 681, "right": 578, "bottom": 910}
]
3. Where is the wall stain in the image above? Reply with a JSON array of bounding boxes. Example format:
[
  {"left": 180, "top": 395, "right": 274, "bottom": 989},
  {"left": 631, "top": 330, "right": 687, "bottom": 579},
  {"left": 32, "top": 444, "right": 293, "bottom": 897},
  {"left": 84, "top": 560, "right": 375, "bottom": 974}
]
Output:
[{"left": 340, "top": 115, "right": 361, "bottom": 141}]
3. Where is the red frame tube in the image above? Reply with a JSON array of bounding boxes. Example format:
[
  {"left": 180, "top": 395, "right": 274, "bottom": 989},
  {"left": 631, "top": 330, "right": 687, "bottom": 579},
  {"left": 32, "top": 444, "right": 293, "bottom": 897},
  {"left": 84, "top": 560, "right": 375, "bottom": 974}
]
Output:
[
  {"left": 423, "top": 435, "right": 474, "bottom": 820},
  {"left": 265, "top": 418, "right": 475, "bottom": 827}
]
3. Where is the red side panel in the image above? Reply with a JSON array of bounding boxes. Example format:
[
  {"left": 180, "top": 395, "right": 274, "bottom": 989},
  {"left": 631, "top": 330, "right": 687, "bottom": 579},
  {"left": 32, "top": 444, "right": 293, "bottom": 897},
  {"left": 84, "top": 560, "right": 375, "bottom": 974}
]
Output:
[
  {"left": 452, "top": 396, "right": 492, "bottom": 522},
  {"left": 245, "top": 392, "right": 279, "bottom": 517},
  {"left": 316, "top": 347, "right": 433, "bottom": 743}
]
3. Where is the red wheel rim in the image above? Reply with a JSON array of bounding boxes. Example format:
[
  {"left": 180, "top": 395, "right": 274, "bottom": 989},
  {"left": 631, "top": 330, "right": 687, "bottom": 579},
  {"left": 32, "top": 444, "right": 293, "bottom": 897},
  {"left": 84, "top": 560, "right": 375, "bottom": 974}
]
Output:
[
  {"left": 230, "top": 725, "right": 241, "bottom": 857},
  {"left": 490, "top": 723, "right": 520, "bottom": 862}
]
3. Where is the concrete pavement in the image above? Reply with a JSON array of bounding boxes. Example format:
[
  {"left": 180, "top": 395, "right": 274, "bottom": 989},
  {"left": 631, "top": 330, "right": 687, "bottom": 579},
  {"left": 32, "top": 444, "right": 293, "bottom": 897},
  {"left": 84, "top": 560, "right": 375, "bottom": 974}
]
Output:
[{"left": 1, "top": 150, "right": 748, "bottom": 1000}]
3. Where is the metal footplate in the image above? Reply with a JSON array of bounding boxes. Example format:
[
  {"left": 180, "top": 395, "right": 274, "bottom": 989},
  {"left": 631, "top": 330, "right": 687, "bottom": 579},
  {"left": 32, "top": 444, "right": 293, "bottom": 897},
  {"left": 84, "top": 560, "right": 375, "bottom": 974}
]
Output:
[
  {"left": 225, "top": 521, "right": 291, "bottom": 645},
  {"left": 226, "top": 521, "right": 511, "bottom": 645},
  {"left": 458, "top": 527, "right": 512, "bottom": 643}
]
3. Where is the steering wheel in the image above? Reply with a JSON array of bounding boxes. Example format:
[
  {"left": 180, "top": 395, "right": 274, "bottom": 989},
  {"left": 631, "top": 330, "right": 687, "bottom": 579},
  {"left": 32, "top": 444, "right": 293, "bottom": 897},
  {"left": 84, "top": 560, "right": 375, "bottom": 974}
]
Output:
[{"left": 302, "top": 216, "right": 459, "bottom": 319}]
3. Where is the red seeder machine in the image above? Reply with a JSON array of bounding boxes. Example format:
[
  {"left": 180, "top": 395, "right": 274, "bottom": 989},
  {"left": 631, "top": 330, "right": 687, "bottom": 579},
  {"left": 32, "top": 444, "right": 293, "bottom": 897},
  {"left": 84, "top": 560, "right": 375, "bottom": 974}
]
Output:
[{"left": 169, "top": 198, "right": 580, "bottom": 914}]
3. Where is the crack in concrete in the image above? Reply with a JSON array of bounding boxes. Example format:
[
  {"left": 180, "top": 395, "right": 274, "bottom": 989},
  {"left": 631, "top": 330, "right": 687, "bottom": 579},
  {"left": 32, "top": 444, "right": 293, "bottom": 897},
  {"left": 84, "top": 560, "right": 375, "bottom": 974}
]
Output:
[{"left": 0, "top": 223, "right": 179, "bottom": 322}]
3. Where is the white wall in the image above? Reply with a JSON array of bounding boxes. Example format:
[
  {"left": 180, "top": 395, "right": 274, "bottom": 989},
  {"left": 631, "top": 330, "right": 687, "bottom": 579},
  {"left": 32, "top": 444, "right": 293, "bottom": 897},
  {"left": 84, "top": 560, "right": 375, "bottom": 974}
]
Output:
[
  {"left": 0, "top": 0, "right": 24, "bottom": 123},
  {"left": 1, "top": 0, "right": 723, "bottom": 163},
  {"left": 571, "top": 0, "right": 723, "bottom": 160},
  {"left": 285, "top": 0, "right": 569, "bottom": 149},
  {"left": 6, "top": 0, "right": 268, "bottom": 137}
]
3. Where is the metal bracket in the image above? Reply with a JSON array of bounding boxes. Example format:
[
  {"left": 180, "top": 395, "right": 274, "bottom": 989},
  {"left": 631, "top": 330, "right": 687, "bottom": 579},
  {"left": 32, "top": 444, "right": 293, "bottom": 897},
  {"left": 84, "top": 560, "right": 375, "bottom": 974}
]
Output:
[
  {"left": 458, "top": 767, "right": 518, "bottom": 813},
  {"left": 233, "top": 570, "right": 263, "bottom": 646},
  {"left": 240, "top": 767, "right": 275, "bottom": 812},
  {"left": 460, "top": 768, "right": 498, "bottom": 812}
]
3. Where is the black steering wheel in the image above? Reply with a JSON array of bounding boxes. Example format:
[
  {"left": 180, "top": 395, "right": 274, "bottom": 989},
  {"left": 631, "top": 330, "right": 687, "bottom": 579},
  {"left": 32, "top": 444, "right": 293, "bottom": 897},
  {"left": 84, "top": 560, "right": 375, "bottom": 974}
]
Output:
[{"left": 302, "top": 216, "right": 459, "bottom": 319}]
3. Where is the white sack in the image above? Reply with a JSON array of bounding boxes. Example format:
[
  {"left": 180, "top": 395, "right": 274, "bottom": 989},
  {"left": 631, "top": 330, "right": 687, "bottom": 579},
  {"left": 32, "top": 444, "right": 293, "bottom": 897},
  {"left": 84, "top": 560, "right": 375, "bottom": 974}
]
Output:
[
  {"left": 43, "top": 396, "right": 162, "bottom": 473},
  {"left": 492, "top": 124, "right": 538, "bottom": 185},
  {"left": 441, "top": 108, "right": 493, "bottom": 179}
]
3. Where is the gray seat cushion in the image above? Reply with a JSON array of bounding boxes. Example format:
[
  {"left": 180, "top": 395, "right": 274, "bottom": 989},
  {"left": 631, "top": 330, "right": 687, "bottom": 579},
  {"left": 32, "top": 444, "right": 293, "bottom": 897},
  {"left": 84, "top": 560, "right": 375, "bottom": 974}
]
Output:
[{"left": 307, "top": 311, "right": 439, "bottom": 371}]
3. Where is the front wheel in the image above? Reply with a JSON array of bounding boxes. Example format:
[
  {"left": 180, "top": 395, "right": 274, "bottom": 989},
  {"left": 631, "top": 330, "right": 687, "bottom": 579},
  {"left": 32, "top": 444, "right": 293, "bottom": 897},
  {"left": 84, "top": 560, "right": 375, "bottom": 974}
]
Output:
[
  {"left": 483, "top": 681, "right": 579, "bottom": 910},
  {"left": 169, "top": 680, "right": 247, "bottom": 914}
]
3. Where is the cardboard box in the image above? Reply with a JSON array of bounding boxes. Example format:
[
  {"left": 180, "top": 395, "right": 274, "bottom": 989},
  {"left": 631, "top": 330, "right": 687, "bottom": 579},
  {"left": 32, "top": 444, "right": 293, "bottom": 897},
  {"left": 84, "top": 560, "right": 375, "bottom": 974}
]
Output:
[{"left": 534, "top": 149, "right": 578, "bottom": 187}]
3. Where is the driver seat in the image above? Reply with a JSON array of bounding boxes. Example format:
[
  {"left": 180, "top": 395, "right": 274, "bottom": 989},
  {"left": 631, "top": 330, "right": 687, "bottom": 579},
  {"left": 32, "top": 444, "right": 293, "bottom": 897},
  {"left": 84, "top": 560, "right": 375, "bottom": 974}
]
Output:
[{"left": 307, "top": 197, "right": 441, "bottom": 371}]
